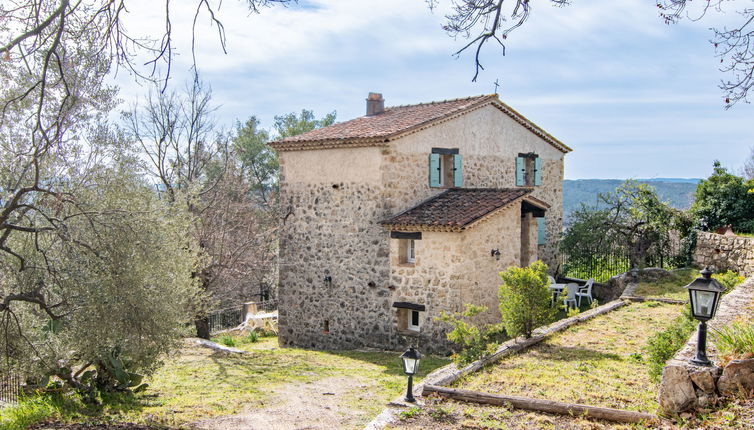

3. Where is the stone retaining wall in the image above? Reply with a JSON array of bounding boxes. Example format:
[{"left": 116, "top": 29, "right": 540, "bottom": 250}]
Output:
[
  {"left": 694, "top": 231, "right": 754, "bottom": 277},
  {"left": 657, "top": 275, "right": 754, "bottom": 414}
]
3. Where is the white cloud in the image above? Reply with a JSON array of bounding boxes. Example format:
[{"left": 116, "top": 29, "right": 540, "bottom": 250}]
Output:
[{"left": 108, "top": 0, "right": 754, "bottom": 180}]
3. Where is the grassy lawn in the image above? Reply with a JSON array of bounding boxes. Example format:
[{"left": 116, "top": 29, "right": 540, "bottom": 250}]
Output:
[
  {"left": 632, "top": 268, "right": 697, "bottom": 301},
  {"left": 451, "top": 301, "right": 683, "bottom": 414},
  {"left": 111, "top": 335, "right": 448, "bottom": 427},
  {"left": 1, "top": 335, "right": 448, "bottom": 430}
]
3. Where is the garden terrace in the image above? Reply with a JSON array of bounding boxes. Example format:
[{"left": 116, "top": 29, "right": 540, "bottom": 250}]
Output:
[{"left": 451, "top": 302, "right": 681, "bottom": 414}]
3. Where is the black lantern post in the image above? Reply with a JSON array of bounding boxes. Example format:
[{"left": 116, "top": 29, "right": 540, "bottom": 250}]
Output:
[
  {"left": 400, "top": 347, "right": 421, "bottom": 402},
  {"left": 684, "top": 267, "right": 726, "bottom": 366}
]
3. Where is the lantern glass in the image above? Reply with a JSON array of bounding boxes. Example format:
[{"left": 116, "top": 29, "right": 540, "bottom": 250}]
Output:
[
  {"left": 690, "top": 289, "right": 718, "bottom": 319},
  {"left": 400, "top": 348, "right": 421, "bottom": 375},
  {"left": 402, "top": 357, "right": 418, "bottom": 375}
]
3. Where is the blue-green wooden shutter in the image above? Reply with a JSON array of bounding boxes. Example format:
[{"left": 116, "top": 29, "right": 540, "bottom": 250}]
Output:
[
  {"left": 515, "top": 157, "right": 525, "bottom": 186},
  {"left": 453, "top": 154, "right": 463, "bottom": 187},
  {"left": 537, "top": 217, "right": 546, "bottom": 245},
  {"left": 429, "top": 153, "right": 441, "bottom": 187},
  {"left": 534, "top": 157, "right": 542, "bottom": 186}
]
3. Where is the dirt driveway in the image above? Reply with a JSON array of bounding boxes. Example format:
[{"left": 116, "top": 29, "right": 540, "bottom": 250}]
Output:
[{"left": 190, "top": 375, "right": 378, "bottom": 430}]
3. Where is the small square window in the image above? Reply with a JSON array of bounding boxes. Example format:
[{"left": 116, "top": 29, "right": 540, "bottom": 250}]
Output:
[
  {"left": 396, "top": 307, "right": 423, "bottom": 334},
  {"left": 407, "top": 239, "right": 415, "bottom": 263},
  {"left": 408, "top": 310, "right": 420, "bottom": 332},
  {"left": 399, "top": 239, "right": 416, "bottom": 265}
]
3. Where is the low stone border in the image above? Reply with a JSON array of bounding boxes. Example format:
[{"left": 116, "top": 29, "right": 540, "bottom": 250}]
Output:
[
  {"left": 189, "top": 338, "right": 247, "bottom": 354},
  {"left": 658, "top": 276, "right": 754, "bottom": 414},
  {"left": 423, "top": 385, "right": 657, "bottom": 424},
  {"left": 623, "top": 296, "right": 686, "bottom": 305},
  {"left": 365, "top": 299, "right": 627, "bottom": 429}
]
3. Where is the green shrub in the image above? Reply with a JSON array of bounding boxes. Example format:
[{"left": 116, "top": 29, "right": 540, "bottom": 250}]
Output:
[
  {"left": 712, "top": 270, "right": 745, "bottom": 292},
  {"left": 498, "top": 261, "right": 556, "bottom": 339},
  {"left": 566, "top": 306, "right": 581, "bottom": 318},
  {"left": 219, "top": 335, "right": 236, "bottom": 347},
  {"left": 644, "top": 307, "right": 696, "bottom": 381},
  {"left": 437, "top": 304, "right": 506, "bottom": 365},
  {"left": 399, "top": 406, "right": 421, "bottom": 420},
  {"left": 712, "top": 321, "right": 754, "bottom": 365},
  {"left": 247, "top": 331, "right": 259, "bottom": 343}
]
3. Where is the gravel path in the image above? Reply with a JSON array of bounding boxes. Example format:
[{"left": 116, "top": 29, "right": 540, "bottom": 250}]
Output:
[{"left": 189, "top": 376, "right": 375, "bottom": 430}]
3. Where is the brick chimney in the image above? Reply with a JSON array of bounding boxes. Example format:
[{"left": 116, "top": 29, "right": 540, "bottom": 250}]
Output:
[{"left": 366, "top": 92, "right": 385, "bottom": 116}]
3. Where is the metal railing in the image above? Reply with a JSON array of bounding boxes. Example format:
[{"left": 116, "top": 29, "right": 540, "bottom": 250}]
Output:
[
  {"left": 207, "top": 306, "right": 245, "bottom": 334},
  {"left": 559, "top": 240, "right": 685, "bottom": 283},
  {"left": 248, "top": 299, "right": 277, "bottom": 313},
  {"left": 0, "top": 371, "right": 21, "bottom": 406}
]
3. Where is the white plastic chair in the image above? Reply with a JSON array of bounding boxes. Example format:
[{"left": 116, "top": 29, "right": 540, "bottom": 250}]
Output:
[
  {"left": 576, "top": 278, "right": 594, "bottom": 307},
  {"left": 547, "top": 276, "right": 561, "bottom": 306},
  {"left": 563, "top": 283, "right": 578, "bottom": 310}
]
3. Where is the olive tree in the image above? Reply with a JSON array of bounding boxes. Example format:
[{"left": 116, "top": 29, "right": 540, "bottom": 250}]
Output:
[
  {"left": 0, "top": 156, "right": 200, "bottom": 394},
  {"left": 560, "top": 181, "right": 683, "bottom": 269}
]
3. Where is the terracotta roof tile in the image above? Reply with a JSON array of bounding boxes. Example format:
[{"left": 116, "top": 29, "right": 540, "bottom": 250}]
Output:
[
  {"left": 381, "top": 188, "right": 532, "bottom": 230},
  {"left": 269, "top": 94, "right": 571, "bottom": 153},
  {"left": 273, "top": 95, "right": 493, "bottom": 145}
]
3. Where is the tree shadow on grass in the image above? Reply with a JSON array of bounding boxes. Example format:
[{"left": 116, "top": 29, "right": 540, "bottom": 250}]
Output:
[
  {"left": 324, "top": 350, "right": 450, "bottom": 379},
  {"left": 525, "top": 344, "right": 623, "bottom": 362}
]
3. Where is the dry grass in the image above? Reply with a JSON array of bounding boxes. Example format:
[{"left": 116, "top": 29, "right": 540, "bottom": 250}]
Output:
[
  {"left": 391, "top": 395, "right": 754, "bottom": 430},
  {"left": 115, "top": 335, "right": 448, "bottom": 428},
  {"left": 390, "top": 396, "right": 641, "bottom": 430},
  {"left": 452, "top": 302, "right": 684, "bottom": 414}
]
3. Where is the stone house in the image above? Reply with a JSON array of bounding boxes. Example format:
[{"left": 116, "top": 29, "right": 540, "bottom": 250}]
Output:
[{"left": 270, "top": 93, "right": 571, "bottom": 353}]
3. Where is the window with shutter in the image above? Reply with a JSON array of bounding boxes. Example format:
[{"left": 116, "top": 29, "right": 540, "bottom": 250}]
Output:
[
  {"left": 517, "top": 154, "right": 542, "bottom": 186},
  {"left": 453, "top": 154, "right": 463, "bottom": 187},
  {"left": 429, "top": 153, "right": 441, "bottom": 187},
  {"left": 429, "top": 149, "right": 461, "bottom": 188},
  {"left": 537, "top": 217, "right": 546, "bottom": 245},
  {"left": 516, "top": 156, "right": 525, "bottom": 186}
]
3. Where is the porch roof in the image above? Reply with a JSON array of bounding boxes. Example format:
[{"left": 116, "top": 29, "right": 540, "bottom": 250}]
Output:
[{"left": 380, "top": 188, "right": 541, "bottom": 232}]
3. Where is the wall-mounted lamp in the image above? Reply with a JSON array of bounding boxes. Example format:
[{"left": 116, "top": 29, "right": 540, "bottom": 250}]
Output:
[
  {"left": 324, "top": 275, "right": 333, "bottom": 287},
  {"left": 490, "top": 249, "right": 501, "bottom": 261}
]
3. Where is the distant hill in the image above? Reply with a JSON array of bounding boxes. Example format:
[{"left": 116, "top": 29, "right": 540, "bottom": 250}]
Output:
[{"left": 563, "top": 179, "right": 699, "bottom": 222}]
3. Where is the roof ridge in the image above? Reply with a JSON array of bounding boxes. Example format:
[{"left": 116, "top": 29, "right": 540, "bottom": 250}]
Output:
[
  {"left": 450, "top": 187, "right": 532, "bottom": 192},
  {"left": 385, "top": 94, "right": 494, "bottom": 110}
]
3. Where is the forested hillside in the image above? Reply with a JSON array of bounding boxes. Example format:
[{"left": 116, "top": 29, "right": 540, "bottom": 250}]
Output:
[{"left": 563, "top": 179, "right": 699, "bottom": 222}]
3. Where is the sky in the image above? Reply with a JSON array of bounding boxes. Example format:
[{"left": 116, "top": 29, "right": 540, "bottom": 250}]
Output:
[{"left": 116, "top": 0, "right": 754, "bottom": 180}]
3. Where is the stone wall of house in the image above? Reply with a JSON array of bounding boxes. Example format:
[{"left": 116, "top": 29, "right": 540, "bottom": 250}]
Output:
[
  {"left": 694, "top": 231, "right": 754, "bottom": 277},
  {"left": 277, "top": 179, "right": 397, "bottom": 350},
  {"left": 381, "top": 104, "right": 565, "bottom": 271},
  {"left": 457, "top": 204, "right": 523, "bottom": 324},
  {"left": 388, "top": 230, "right": 463, "bottom": 353},
  {"left": 276, "top": 102, "right": 568, "bottom": 353},
  {"left": 387, "top": 203, "right": 524, "bottom": 353},
  {"left": 657, "top": 275, "right": 754, "bottom": 413}
]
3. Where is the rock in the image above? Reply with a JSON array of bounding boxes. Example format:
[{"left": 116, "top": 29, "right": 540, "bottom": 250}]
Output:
[
  {"left": 690, "top": 368, "right": 719, "bottom": 394},
  {"left": 658, "top": 365, "right": 697, "bottom": 413},
  {"left": 717, "top": 359, "right": 754, "bottom": 396},
  {"left": 638, "top": 268, "right": 674, "bottom": 283}
]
